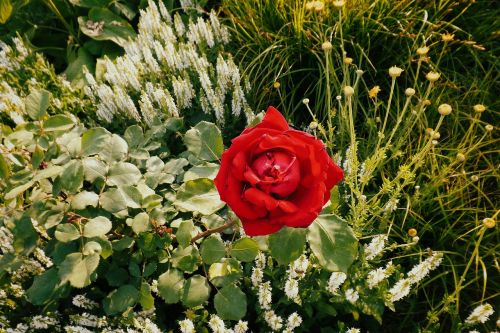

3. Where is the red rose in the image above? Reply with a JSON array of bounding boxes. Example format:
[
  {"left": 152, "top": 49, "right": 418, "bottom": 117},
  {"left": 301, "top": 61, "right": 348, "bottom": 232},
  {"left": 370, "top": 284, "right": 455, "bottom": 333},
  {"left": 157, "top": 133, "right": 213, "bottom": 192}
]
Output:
[{"left": 214, "top": 106, "right": 343, "bottom": 236}]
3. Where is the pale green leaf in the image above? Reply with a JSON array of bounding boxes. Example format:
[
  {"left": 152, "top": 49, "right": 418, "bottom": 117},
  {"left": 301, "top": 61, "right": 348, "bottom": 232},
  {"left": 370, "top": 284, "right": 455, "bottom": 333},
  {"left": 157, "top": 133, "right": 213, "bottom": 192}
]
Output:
[
  {"left": 183, "top": 121, "right": 223, "bottom": 161},
  {"left": 25, "top": 89, "right": 51, "bottom": 120},
  {"left": 107, "top": 162, "right": 142, "bottom": 186},
  {"left": 214, "top": 284, "right": 246, "bottom": 320},
  {"left": 307, "top": 214, "right": 358, "bottom": 273},
  {"left": 44, "top": 115, "right": 75, "bottom": 132},
  {"left": 157, "top": 269, "right": 184, "bottom": 304},
  {"left": 231, "top": 237, "right": 259, "bottom": 262},
  {"left": 269, "top": 227, "right": 307, "bottom": 265},
  {"left": 71, "top": 191, "right": 99, "bottom": 210},
  {"left": 174, "top": 178, "right": 224, "bottom": 215},
  {"left": 84, "top": 216, "right": 112, "bottom": 238},
  {"left": 181, "top": 275, "right": 211, "bottom": 308},
  {"left": 55, "top": 223, "right": 81, "bottom": 243}
]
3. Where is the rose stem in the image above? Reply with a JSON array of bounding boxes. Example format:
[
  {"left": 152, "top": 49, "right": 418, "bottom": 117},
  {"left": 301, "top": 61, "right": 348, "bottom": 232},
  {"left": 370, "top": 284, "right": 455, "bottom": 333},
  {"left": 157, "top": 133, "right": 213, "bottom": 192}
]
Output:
[{"left": 190, "top": 218, "right": 237, "bottom": 243}]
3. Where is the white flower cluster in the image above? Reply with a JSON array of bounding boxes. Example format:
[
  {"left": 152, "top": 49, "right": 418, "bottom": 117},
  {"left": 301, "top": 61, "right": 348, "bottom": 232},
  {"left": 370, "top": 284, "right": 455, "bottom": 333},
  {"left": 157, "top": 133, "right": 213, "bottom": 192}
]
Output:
[
  {"left": 205, "top": 315, "right": 248, "bottom": 333},
  {"left": 367, "top": 261, "right": 394, "bottom": 289},
  {"left": 389, "top": 252, "right": 443, "bottom": 302},
  {"left": 33, "top": 247, "right": 53, "bottom": 268},
  {"left": 345, "top": 288, "right": 359, "bottom": 304},
  {"left": 72, "top": 294, "right": 99, "bottom": 310},
  {"left": 327, "top": 271, "right": 347, "bottom": 294},
  {"left": 383, "top": 198, "right": 399, "bottom": 212},
  {"left": 465, "top": 303, "right": 494, "bottom": 325},
  {"left": 251, "top": 251, "right": 267, "bottom": 287},
  {"left": 0, "top": 82, "right": 25, "bottom": 125},
  {"left": 258, "top": 281, "right": 273, "bottom": 310},
  {"left": 179, "top": 319, "right": 195, "bottom": 333},
  {"left": 264, "top": 310, "right": 283, "bottom": 331},
  {"left": 30, "top": 315, "right": 58, "bottom": 330},
  {"left": 0, "top": 226, "right": 14, "bottom": 253},
  {"left": 284, "top": 254, "right": 310, "bottom": 303},
  {"left": 84, "top": 0, "right": 252, "bottom": 126},
  {"left": 70, "top": 313, "right": 107, "bottom": 328},
  {"left": 364, "top": 235, "right": 387, "bottom": 260}
]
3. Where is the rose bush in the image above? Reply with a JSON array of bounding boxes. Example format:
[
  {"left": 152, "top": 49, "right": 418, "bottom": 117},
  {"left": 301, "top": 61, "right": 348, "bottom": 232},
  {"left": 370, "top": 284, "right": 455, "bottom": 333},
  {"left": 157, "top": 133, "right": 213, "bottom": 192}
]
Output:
[{"left": 215, "top": 106, "right": 343, "bottom": 235}]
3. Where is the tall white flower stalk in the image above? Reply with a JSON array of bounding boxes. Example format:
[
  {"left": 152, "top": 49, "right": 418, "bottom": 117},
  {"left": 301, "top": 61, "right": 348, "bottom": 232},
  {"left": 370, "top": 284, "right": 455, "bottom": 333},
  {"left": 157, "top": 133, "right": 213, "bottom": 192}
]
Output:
[{"left": 84, "top": 0, "right": 253, "bottom": 126}]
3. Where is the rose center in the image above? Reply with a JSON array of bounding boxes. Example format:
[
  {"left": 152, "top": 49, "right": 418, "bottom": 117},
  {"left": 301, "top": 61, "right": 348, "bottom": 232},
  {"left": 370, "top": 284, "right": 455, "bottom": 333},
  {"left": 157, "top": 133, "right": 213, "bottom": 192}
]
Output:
[{"left": 251, "top": 150, "right": 301, "bottom": 198}]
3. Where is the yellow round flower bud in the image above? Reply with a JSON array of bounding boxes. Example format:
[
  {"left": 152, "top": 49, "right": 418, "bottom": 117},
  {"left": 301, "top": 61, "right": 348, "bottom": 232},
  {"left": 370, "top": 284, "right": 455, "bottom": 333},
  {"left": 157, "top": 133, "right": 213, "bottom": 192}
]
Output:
[
  {"left": 332, "top": 0, "right": 345, "bottom": 8},
  {"left": 405, "top": 88, "right": 416, "bottom": 97},
  {"left": 417, "top": 46, "right": 429, "bottom": 56},
  {"left": 425, "top": 128, "right": 434, "bottom": 136},
  {"left": 473, "top": 104, "right": 486, "bottom": 113},
  {"left": 389, "top": 66, "right": 404, "bottom": 78},
  {"left": 426, "top": 71, "right": 441, "bottom": 82},
  {"left": 314, "top": 1, "right": 325, "bottom": 11},
  {"left": 322, "top": 41, "right": 333, "bottom": 51},
  {"left": 302, "top": 98, "right": 310, "bottom": 105},
  {"left": 273, "top": 81, "right": 281, "bottom": 89},
  {"left": 485, "top": 124, "right": 493, "bottom": 132},
  {"left": 456, "top": 153, "right": 465, "bottom": 162},
  {"left": 441, "top": 33, "right": 455, "bottom": 42},
  {"left": 483, "top": 217, "right": 496, "bottom": 229},
  {"left": 309, "top": 121, "right": 318, "bottom": 129},
  {"left": 408, "top": 228, "right": 417, "bottom": 237},
  {"left": 369, "top": 86, "right": 381, "bottom": 99},
  {"left": 343, "top": 86, "right": 354, "bottom": 97},
  {"left": 438, "top": 103, "right": 452, "bottom": 116},
  {"left": 471, "top": 175, "right": 479, "bottom": 182},
  {"left": 344, "top": 57, "right": 353, "bottom": 65}
]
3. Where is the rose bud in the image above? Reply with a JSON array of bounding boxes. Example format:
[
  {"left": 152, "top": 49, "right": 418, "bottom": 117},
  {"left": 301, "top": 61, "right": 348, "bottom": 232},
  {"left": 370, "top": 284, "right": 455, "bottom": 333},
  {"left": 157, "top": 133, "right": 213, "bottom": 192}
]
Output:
[{"left": 214, "top": 107, "right": 343, "bottom": 236}]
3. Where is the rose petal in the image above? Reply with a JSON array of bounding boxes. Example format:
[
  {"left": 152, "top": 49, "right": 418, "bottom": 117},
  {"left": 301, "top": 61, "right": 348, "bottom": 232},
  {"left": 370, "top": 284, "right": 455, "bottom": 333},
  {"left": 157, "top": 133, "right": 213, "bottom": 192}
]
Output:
[
  {"left": 243, "top": 167, "right": 261, "bottom": 186},
  {"left": 278, "top": 200, "right": 299, "bottom": 213},
  {"left": 243, "top": 188, "right": 279, "bottom": 211},
  {"left": 325, "top": 158, "right": 344, "bottom": 188},
  {"left": 241, "top": 218, "right": 283, "bottom": 236}
]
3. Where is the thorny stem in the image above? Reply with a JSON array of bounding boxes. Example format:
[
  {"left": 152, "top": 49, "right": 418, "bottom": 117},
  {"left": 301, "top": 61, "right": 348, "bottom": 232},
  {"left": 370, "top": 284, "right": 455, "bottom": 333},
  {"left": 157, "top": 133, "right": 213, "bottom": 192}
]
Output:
[{"left": 191, "top": 218, "right": 237, "bottom": 243}]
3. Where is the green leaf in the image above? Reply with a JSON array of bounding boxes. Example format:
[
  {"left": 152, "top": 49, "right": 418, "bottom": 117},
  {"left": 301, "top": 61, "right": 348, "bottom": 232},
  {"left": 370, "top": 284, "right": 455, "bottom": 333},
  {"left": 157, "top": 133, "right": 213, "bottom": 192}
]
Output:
[
  {"left": 26, "top": 268, "right": 61, "bottom": 305},
  {"left": 231, "top": 237, "right": 259, "bottom": 262},
  {"left": 4, "top": 180, "right": 34, "bottom": 200},
  {"left": 130, "top": 212, "right": 150, "bottom": 234},
  {"left": 307, "top": 214, "right": 358, "bottom": 273},
  {"left": 0, "top": 0, "right": 13, "bottom": 24},
  {"left": 139, "top": 282, "right": 155, "bottom": 310},
  {"left": 78, "top": 8, "right": 136, "bottom": 47},
  {"left": 268, "top": 227, "right": 307, "bottom": 265},
  {"left": 91, "top": 236, "right": 113, "bottom": 258},
  {"left": 100, "top": 188, "right": 127, "bottom": 213},
  {"left": 208, "top": 258, "right": 243, "bottom": 287},
  {"left": 183, "top": 121, "right": 223, "bottom": 161},
  {"left": 44, "top": 115, "right": 75, "bottom": 132},
  {"left": 55, "top": 223, "right": 81, "bottom": 243},
  {"left": 58, "top": 252, "right": 100, "bottom": 288},
  {"left": 25, "top": 89, "right": 51, "bottom": 120},
  {"left": 176, "top": 220, "right": 194, "bottom": 248},
  {"left": 82, "top": 128, "right": 110, "bottom": 156},
  {"left": 181, "top": 275, "right": 211, "bottom": 308},
  {"left": 82, "top": 241, "right": 102, "bottom": 255},
  {"left": 107, "top": 162, "right": 142, "bottom": 186},
  {"left": 82, "top": 157, "right": 108, "bottom": 181},
  {"left": 174, "top": 178, "right": 224, "bottom": 215},
  {"left": 163, "top": 158, "right": 189, "bottom": 175},
  {"left": 200, "top": 236, "right": 226, "bottom": 264},
  {"left": 13, "top": 214, "right": 39, "bottom": 255},
  {"left": 183, "top": 162, "right": 219, "bottom": 182},
  {"left": 33, "top": 165, "right": 64, "bottom": 182},
  {"left": 64, "top": 47, "right": 95, "bottom": 88},
  {"left": 99, "top": 134, "right": 128, "bottom": 163},
  {"left": 71, "top": 191, "right": 99, "bottom": 210},
  {"left": 103, "top": 284, "right": 139, "bottom": 315},
  {"left": 69, "top": 0, "right": 112, "bottom": 8},
  {"left": 61, "top": 160, "right": 84, "bottom": 193},
  {"left": 142, "top": 194, "right": 162, "bottom": 211},
  {"left": 171, "top": 245, "right": 200, "bottom": 273},
  {"left": 31, "top": 145, "right": 44, "bottom": 169},
  {"left": 124, "top": 125, "right": 144, "bottom": 148},
  {"left": 0, "top": 154, "right": 11, "bottom": 179},
  {"left": 214, "top": 284, "right": 247, "bottom": 320},
  {"left": 157, "top": 269, "right": 184, "bottom": 304},
  {"left": 84, "top": 216, "right": 112, "bottom": 238}
]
